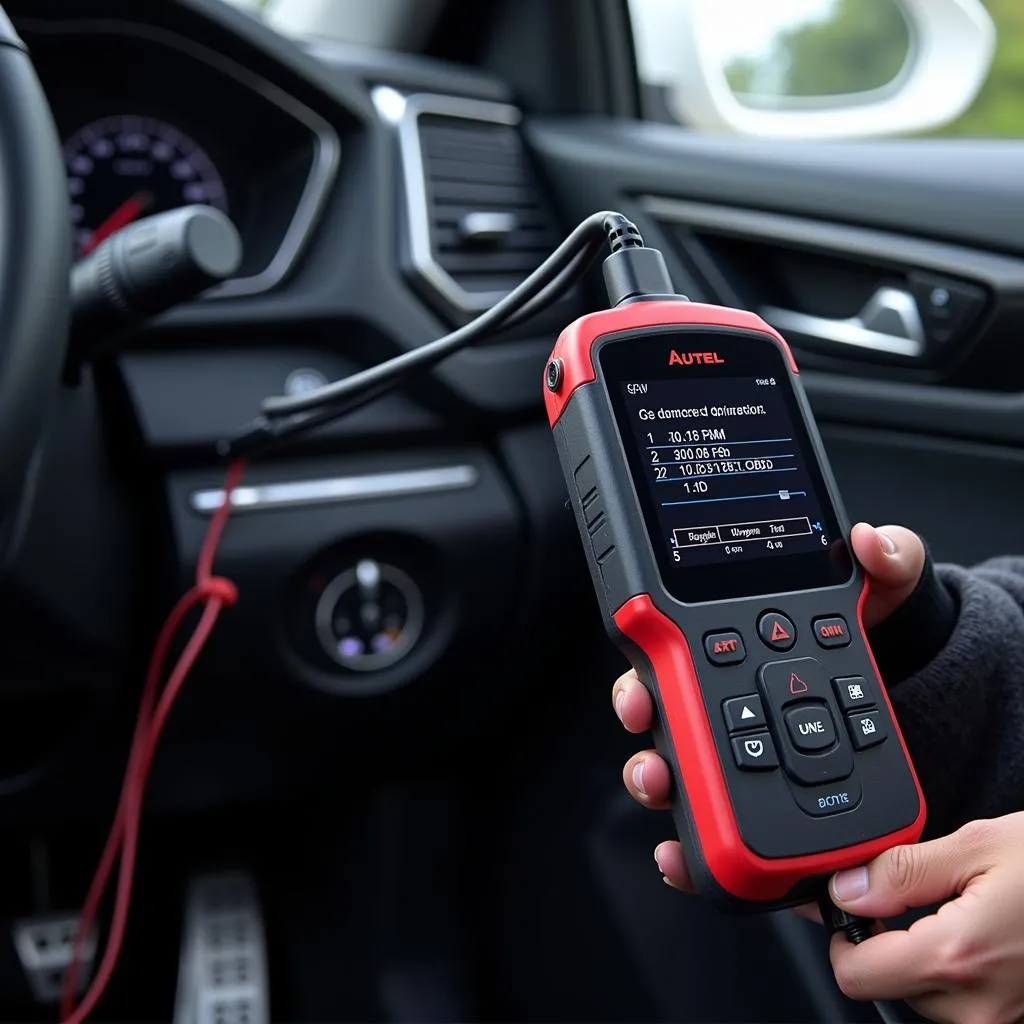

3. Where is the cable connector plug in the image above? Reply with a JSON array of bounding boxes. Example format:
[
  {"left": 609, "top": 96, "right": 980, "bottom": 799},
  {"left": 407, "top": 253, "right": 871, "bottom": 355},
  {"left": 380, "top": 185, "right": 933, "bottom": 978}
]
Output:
[
  {"left": 817, "top": 895, "right": 906, "bottom": 1024},
  {"left": 217, "top": 416, "right": 280, "bottom": 461},
  {"left": 602, "top": 239, "right": 682, "bottom": 307},
  {"left": 819, "top": 899, "right": 875, "bottom": 944}
]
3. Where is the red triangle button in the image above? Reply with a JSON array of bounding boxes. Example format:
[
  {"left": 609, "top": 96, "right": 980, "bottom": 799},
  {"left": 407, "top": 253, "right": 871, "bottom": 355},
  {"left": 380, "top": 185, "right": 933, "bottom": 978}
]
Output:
[{"left": 770, "top": 620, "right": 791, "bottom": 642}]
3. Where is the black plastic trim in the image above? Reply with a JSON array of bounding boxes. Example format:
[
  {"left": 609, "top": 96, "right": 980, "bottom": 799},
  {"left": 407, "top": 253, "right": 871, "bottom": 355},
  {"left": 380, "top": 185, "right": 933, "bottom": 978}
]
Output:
[
  {"left": 527, "top": 118, "right": 1024, "bottom": 259},
  {"left": 803, "top": 372, "right": 1024, "bottom": 446}
]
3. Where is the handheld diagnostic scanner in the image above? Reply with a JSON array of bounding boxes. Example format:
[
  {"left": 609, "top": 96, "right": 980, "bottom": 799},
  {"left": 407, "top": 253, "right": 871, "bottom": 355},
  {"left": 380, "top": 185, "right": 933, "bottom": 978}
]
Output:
[{"left": 544, "top": 283, "right": 925, "bottom": 911}]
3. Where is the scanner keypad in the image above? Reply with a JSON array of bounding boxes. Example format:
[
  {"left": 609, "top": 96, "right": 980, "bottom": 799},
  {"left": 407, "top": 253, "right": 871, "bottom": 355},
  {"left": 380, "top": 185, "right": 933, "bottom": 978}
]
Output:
[{"left": 703, "top": 609, "right": 894, "bottom": 819}]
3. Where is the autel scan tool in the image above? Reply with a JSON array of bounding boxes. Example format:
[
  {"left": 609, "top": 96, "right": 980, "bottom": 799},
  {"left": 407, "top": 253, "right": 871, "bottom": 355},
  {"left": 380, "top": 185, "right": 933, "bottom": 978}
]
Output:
[{"left": 543, "top": 241, "right": 925, "bottom": 912}]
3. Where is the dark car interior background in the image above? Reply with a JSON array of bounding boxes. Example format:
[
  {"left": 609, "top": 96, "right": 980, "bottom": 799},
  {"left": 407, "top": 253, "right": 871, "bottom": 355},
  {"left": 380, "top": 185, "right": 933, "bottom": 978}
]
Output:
[{"left": 0, "top": 0, "right": 1020, "bottom": 1020}]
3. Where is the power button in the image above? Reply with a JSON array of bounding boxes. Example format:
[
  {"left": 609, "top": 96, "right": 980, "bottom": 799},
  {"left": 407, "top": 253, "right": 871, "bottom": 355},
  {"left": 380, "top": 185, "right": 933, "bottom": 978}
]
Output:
[{"left": 757, "top": 611, "right": 796, "bottom": 652}]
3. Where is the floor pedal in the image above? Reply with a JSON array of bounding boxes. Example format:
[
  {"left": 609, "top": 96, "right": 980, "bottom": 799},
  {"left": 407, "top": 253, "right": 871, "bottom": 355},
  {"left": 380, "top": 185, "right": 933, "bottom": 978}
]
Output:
[
  {"left": 173, "top": 871, "right": 269, "bottom": 1024},
  {"left": 11, "top": 913, "right": 97, "bottom": 1005}
]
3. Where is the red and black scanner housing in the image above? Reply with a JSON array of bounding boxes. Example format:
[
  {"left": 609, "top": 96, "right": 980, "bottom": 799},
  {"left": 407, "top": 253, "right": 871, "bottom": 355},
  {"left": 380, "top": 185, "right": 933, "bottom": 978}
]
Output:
[{"left": 544, "top": 299, "right": 925, "bottom": 911}]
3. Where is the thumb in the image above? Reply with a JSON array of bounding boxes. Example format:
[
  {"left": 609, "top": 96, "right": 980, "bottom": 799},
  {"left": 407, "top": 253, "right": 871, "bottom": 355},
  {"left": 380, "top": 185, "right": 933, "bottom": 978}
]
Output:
[
  {"left": 850, "top": 523, "right": 925, "bottom": 628},
  {"left": 830, "top": 829, "right": 980, "bottom": 919}
]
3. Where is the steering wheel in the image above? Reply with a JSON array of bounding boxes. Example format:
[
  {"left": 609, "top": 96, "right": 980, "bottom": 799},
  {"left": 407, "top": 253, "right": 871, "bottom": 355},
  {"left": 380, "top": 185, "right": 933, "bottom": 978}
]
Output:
[{"left": 0, "top": 8, "right": 70, "bottom": 531}]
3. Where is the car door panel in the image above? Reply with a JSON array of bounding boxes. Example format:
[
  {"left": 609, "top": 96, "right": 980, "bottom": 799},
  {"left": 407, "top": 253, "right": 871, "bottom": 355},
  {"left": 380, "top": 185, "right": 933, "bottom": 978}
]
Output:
[
  {"left": 818, "top": 426, "right": 1024, "bottom": 563},
  {"left": 528, "top": 120, "right": 1024, "bottom": 257},
  {"left": 527, "top": 117, "right": 1024, "bottom": 567}
]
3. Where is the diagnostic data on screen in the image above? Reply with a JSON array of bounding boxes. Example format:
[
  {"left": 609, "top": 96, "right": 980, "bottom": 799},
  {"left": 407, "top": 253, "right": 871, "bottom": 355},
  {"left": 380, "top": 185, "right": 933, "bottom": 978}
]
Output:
[{"left": 619, "top": 375, "right": 835, "bottom": 569}]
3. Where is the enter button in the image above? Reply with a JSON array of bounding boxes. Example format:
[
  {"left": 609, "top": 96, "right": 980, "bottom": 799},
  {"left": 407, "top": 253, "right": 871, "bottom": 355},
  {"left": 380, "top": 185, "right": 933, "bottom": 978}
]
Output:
[{"left": 784, "top": 704, "right": 836, "bottom": 752}]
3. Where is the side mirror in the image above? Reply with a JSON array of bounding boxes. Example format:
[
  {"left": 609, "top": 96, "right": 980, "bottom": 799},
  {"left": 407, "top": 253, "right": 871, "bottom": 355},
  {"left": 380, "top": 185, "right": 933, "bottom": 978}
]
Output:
[{"left": 630, "top": 0, "right": 996, "bottom": 139}]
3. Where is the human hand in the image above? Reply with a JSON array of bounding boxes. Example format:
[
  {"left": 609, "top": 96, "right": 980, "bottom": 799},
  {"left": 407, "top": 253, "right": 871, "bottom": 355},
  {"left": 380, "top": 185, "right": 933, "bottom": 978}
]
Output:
[
  {"left": 611, "top": 522, "right": 926, "bottom": 890},
  {"left": 828, "top": 813, "right": 1024, "bottom": 1024}
]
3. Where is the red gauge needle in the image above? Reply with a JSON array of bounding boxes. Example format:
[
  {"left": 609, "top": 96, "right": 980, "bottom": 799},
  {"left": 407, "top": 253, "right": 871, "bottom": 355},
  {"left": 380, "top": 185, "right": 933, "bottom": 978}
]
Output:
[{"left": 79, "top": 190, "right": 153, "bottom": 256}]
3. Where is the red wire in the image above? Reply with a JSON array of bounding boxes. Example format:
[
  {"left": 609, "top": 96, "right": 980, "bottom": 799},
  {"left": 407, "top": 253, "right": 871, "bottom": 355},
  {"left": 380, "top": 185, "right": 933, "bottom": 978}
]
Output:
[{"left": 59, "top": 458, "right": 246, "bottom": 1023}]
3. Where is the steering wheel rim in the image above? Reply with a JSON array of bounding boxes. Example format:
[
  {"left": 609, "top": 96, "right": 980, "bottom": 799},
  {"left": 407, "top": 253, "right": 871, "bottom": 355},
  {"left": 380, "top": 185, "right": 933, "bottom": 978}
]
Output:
[{"left": 0, "top": 8, "right": 70, "bottom": 529}]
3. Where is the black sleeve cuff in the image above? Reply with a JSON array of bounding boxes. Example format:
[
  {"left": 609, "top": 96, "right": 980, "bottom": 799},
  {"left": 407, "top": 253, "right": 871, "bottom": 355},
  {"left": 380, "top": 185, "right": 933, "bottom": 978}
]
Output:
[{"left": 867, "top": 546, "right": 959, "bottom": 686}]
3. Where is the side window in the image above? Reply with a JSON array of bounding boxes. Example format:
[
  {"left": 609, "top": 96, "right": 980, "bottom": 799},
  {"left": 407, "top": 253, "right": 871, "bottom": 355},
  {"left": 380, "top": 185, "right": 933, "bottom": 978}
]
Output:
[{"left": 627, "top": 0, "right": 1013, "bottom": 140}]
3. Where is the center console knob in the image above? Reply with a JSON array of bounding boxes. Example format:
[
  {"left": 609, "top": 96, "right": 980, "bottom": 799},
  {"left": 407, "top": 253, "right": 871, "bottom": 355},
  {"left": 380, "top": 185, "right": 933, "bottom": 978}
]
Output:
[{"left": 314, "top": 560, "right": 424, "bottom": 671}]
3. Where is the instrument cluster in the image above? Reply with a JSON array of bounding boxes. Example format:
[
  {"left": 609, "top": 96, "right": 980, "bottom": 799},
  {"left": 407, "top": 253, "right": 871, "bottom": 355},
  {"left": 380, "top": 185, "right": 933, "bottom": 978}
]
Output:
[
  {"left": 64, "top": 114, "right": 231, "bottom": 260},
  {"left": 20, "top": 18, "right": 341, "bottom": 295}
]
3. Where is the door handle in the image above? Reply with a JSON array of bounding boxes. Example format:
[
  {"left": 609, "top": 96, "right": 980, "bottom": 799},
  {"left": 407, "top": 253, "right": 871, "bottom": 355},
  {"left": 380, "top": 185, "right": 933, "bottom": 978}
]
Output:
[{"left": 760, "top": 287, "right": 925, "bottom": 359}]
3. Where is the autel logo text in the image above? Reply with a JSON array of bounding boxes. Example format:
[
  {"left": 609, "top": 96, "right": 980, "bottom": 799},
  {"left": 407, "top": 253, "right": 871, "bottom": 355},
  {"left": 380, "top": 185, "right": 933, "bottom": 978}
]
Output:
[{"left": 668, "top": 350, "right": 725, "bottom": 366}]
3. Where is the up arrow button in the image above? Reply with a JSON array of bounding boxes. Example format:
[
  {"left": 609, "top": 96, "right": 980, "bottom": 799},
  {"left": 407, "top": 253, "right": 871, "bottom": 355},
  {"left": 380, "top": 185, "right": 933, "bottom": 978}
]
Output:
[{"left": 723, "top": 695, "right": 766, "bottom": 732}]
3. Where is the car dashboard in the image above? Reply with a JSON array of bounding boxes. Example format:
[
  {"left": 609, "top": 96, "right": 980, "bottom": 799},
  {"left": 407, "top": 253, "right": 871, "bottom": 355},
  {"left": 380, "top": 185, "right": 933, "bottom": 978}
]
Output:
[{"left": 0, "top": 0, "right": 596, "bottom": 827}]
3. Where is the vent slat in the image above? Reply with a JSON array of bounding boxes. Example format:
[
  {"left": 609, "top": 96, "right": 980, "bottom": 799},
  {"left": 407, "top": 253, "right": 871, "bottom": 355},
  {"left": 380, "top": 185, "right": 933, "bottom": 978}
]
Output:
[
  {"left": 424, "top": 158, "right": 528, "bottom": 187},
  {"left": 431, "top": 201, "right": 546, "bottom": 224},
  {"left": 428, "top": 181, "right": 538, "bottom": 206},
  {"left": 422, "top": 142, "right": 522, "bottom": 169},
  {"left": 421, "top": 132, "right": 521, "bottom": 162},
  {"left": 419, "top": 122, "right": 519, "bottom": 147},
  {"left": 437, "top": 251, "right": 552, "bottom": 274},
  {"left": 433, "top": 225, "right": 554, "bottom": 250}
]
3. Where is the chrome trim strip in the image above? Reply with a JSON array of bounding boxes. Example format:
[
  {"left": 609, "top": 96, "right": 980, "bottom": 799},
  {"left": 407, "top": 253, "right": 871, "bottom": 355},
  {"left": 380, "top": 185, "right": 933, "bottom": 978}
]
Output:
[
  {"left": 19, "top": 17, "right": 341, "bottom": 299},
  {"left": 189, "top": 464, "right": 479, "bottom": 514},
  {"left": 372, "top": 87, "right": 522, "bottom": 315}
]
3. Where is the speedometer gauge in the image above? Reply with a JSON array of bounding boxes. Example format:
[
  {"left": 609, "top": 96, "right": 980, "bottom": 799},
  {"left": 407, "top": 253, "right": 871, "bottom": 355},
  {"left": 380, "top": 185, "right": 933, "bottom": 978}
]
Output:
[{"left": 64, "top": 115, "right": 229, "bottom": 258}]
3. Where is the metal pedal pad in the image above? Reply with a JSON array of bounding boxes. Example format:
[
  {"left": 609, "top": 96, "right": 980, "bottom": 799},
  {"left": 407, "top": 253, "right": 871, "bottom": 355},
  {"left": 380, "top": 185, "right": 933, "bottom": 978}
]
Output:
[
  {"left": 173, "top": 871, "right": 269, "bottom": 1024},
  {"left": 11, "top": 913, "right": 97, "bottom": 1004}
]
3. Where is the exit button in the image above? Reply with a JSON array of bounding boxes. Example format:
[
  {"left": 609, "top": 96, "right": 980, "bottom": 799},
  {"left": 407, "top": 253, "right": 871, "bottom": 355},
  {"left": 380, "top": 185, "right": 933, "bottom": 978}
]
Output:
[
  {"left": 813, "top": 615, "right": 850, "bottom": 648},
  {"left": 784, "top": 704, "right": 836, "bottom": 752}
]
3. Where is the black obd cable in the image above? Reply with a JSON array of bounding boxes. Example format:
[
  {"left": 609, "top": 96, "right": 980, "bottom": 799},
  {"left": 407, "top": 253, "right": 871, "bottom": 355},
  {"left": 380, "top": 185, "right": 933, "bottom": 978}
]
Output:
[{"left": 220, "top": 211, "right": 666, "bottom": 458}]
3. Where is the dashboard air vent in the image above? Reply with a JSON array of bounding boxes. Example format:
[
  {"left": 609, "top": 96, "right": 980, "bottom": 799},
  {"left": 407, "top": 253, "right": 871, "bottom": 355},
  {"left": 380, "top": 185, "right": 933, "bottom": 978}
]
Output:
[{"left": 393, "top": 93, "right": 562, "bottom": 319}]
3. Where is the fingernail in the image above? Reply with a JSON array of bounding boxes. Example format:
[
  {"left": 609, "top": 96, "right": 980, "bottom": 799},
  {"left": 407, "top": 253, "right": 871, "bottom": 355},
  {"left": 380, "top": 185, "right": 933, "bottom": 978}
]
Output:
[
  {"left": 632, "top": 760, "right": 646, "bottom": 796},
  {"left": 614, "top": 689, "right": 625, "bottom": 720},
  {"left": 877, "top": 530, "right": 897, "bottom": 555},
  {"left": 832, "top": 867, "right": 869, "bottom": 902},
  {"left": 654, "top": 844, "right": 679, "bottom": 889}
]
